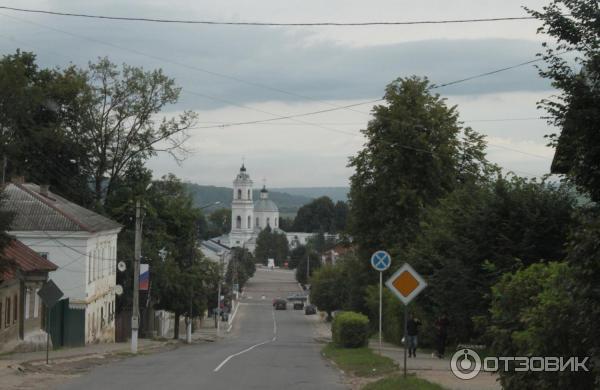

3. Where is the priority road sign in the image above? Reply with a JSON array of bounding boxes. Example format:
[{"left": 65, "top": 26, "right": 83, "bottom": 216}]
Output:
[
  {"left": 371, "top": 250, "right": 391, "bottom": 272},
  {"left": 385, "top": 263, "right": 427, "bottom": 305},
  {"left": 37, "top": 279, "right": 63, "bottom": 308}
]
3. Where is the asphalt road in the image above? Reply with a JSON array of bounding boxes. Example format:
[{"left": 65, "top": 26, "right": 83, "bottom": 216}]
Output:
[{"left": 57, "top": 267, "right": 346, "bottom": 390}]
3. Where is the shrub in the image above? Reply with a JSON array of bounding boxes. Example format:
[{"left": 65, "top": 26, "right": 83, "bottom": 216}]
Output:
[{"left": 332, "top": 311, "right": 370, "bottom": 348}]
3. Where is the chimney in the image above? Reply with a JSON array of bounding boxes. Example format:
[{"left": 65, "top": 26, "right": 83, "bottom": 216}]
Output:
[{"left": 39, "top": 184, "right": 49, "bottom": 197}]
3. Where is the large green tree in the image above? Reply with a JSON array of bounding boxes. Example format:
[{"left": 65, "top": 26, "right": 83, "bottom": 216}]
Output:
[
  {"left": 407, "top": 177, "right": 574, "bottom": 344},
  {"left": 0, "top": 50, "right": 93, "bottom": 205},
  {"left": 487, "top": 262, "right": 593, "bottom": 389},
  {"left": 73, "top": 57, "right": 197, "bottom": 203},
  {"left": 292, "top": 196, "right": 336, "bottom": 232},
  {"left": 346, "top": 76, "right": 493, "bottom": 313},
  {"left": 254, "top": 227, "right": 289, "bottom": 266},
  {"left": 348, "top": 76, "right": 492, "bottom": 258},
  {"left": 310, "top": 265, "right": 344, "bottom": 321},
  {"left": 527, "top": 0, "right": 600, "bottom": 202}
]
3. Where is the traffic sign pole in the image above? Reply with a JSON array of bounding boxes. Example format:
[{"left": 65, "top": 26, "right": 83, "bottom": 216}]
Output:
[
  {"left": 384, "top": 262, "right": 428, "bottom": 380},
  {"left": 404, "top": 305, "right": 408, "bottom": 378},
  {"left": 371, "top": 250, "right": 391, "bottom": 356},
  {"left": 379, "top": 272, "right": 383, "bottom": 354}
]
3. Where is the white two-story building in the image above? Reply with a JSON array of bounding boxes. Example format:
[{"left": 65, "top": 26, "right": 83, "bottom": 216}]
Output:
[{"left": 2, "top": 181, "right": 122, "bottom": 345}]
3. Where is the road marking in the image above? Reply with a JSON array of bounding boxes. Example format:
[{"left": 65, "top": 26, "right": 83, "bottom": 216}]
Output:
[
  {"left": 226, "top": 301, "right": 240, "bottom": 333},
  {"left": 213, "top": 309, "right": 278, "bottom": 373}
]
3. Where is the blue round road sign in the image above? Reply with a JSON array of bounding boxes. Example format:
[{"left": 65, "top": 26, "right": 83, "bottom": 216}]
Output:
[{"left": 371, "top": 250, "right": 391, "bottom": 272}]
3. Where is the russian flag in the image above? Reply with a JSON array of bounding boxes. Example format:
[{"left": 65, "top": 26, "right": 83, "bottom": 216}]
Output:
[{"left": 140, "top": 264, "right": 149, "bottom": 290}]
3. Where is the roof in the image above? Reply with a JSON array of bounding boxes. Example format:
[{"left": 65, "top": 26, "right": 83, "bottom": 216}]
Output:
[
  {"left": 2, "top": 183, "right": 122, "bottom": 233},
  {"left": 2, "top": 239, "right": 57, "bottom": 280},
  {"left": 254, "top": 199, "right": 279, "bottom": 213}
]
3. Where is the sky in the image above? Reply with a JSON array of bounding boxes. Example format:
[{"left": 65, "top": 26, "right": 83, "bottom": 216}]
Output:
[{"left": 0, "top": 0, "right": 563, "bottom": 187}]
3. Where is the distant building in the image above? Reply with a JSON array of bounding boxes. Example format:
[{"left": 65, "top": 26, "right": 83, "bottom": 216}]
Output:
[
  {"left": 1, "top": 181, "right": 122, "bottom": 345},
  {"left": 200, "top": 165, "right": 338, "bottom": 261},
  {"left": 0, "top": 239, "right": 57, "bottom": 353}
]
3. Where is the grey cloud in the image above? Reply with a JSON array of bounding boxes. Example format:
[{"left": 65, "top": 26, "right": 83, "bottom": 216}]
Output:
[{"left": 0, "top": 12, "right": 551, "bottom": 111}]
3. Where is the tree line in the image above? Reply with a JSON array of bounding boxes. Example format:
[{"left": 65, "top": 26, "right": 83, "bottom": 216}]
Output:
[
  {"left": 0, "top": 52, "right": 220, "bottom": 339},
  {"left": 310, "top": 1, "right": 600, "bottom": 388}
]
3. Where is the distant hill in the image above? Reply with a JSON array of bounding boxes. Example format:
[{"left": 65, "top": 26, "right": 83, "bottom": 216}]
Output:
[
  {"left": 271, "top": 187, "right": 349, "bottom": 203},
  {"left": 185, "top": 183, "right": 314, "bottom": 215}
]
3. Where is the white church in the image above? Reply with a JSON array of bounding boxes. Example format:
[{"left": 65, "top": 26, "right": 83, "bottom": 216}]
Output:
[{"left": 200, "top": 165, "right": 316, "bottom": 261}]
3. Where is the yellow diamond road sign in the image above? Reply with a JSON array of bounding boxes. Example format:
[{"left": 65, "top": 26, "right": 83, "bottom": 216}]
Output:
[{"left": 385, "top": 263, "right": 427, "bottom": 305}]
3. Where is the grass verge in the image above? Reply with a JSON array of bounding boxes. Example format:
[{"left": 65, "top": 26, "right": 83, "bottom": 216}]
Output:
[
  {"left": 322, "top": 343, "right": 397, "bottom": 377},
  {"left": 362, "top": 374, "right": 447, "bottom": 390}
]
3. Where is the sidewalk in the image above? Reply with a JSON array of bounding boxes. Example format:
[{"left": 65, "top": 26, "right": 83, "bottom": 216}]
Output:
[
  {"left": 375, "top": 341, "right": 500, "bottom": 390},
  {"left": 308, "top": 313, "right": 500, "bottom": 390}
]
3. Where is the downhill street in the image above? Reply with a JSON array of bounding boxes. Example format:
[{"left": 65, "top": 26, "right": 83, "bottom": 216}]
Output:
[{"left": 56, "top": 267, "right": 346, "bottom": 390}]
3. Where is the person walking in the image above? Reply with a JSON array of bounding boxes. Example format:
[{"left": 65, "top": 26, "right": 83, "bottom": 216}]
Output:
[
  {"left": 405, "top": 313, "right": 421, "bottom": 357},
  {"left": 435, "top": 313, "right": 450, "bottom": 358}
]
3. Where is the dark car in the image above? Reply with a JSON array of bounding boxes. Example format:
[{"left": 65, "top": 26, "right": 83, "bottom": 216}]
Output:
[
  {"left": 293, "top": 302, "right": 304, "bottom": 310},
  {"left": 304, "top": 304, "right": 317, "bottom": 315},
  {"left": 274, "top": 299, "right": 287, "bottom": 310}
]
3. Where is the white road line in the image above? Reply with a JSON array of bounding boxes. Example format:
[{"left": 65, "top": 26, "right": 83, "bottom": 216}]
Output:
[
  {"left": 214, "top": 309, "right": 278, "bottom": 373},
  {"left": 226, "top": 301, "right": 240, "bottom": 333}
]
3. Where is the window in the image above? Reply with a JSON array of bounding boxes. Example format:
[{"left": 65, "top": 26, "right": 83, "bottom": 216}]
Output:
[
  {"left": 13, "top": 294, "right": 17, "bottom": 324},
  {"left": 88, "top": 253, "right": 92, "bottom": 282},
  {"left": 275, "top": 218, "right": 278, "bottom": 227},
  {"left": 256, "top": 217, "right": 259, "bottom": 227},
  {"left": 236, "top": 216, "right": 241, "bottom": 229},
  {"left": 237, "top": 189, "right": 242, "bottom": 199},
  {"left": 5, "top": 297, "right": 10, "bottom": 327},
  {"left": 247, "top": 189, "right": 251, "bottom": 199},
  {"left": 25, "top": 289, "right": 30, "bottom": 320},
  {"left": 267, "top": 217, "right": 270, "bottom": 226},
  {"left": 248, "top": 216, "right": 251, "bottom": 229},
  {"left": 38, "top": 252, "right": 48, "bottom": 259},
  {"left": 34, "top": 288, "right": 40, "bottom": 318}
]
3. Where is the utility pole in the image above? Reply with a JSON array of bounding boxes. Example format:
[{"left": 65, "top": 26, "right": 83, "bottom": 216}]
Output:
[
  {"left": 1, "top": 154, "right": 7, "bottom": 186},
  {"left": 131, "top": 200, "right": 142, "bottom": 353},
  {"left": 216, "top": 251, "right": 224, "bottom": 337}
]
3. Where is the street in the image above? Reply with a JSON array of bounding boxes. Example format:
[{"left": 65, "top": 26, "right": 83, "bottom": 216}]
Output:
[{"left": 56, "top": 267, "right": 346, "bottom": 390}]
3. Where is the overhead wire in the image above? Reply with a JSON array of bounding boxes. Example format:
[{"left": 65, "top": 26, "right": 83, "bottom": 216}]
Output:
[{"left": 0, "top": 6, "right": 541, "bottom": 26}]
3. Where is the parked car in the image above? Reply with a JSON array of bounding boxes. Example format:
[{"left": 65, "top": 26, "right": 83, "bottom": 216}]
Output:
[
  {"left": 293, "top": 302, "right": 304, "bottom": 310},
  {"left": 274, "top": 299, "right": 287, "bottom": 310},
  {"left": 304, "top": 304, "right": 317, "bottom": 315}
]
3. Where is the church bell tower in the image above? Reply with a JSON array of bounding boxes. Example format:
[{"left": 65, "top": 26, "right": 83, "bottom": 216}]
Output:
[{"left": 230, "top": 164, "right": 254, "bottom": 247}]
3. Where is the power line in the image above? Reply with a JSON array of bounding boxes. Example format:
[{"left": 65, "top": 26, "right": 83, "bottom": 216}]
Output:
[{"left": 0, "top": 6, "right": 539, "bottom": 26}]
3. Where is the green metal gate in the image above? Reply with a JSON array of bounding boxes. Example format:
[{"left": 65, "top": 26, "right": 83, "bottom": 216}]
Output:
[{"left": 48, "top": 299, "right": 85, "bottom": 348}]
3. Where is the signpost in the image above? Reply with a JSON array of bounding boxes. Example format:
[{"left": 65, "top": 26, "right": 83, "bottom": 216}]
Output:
[
  {"left": 385, "top": 263, "right": 427, "bottom": 378},
  {"left": 370, "top": 250, "right": 391, "bottom": 354},
  {"left": 37, "top": 280, "right": 64, "bottom": 364}
]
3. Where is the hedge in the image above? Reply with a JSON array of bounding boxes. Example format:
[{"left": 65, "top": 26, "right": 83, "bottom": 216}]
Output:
[{"left": 332, "top": 311, "right": 370, "bottom": 348}]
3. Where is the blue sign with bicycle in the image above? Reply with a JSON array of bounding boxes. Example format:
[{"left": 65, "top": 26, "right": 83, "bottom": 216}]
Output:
[{"left": 371, "top": 250, "right": 391, "bottom": 272}]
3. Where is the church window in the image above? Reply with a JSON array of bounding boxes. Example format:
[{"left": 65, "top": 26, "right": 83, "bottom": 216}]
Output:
[
  {"left": 248, "top": 216, "right": 251, "bottom": 229},
  {"left": 275, "top": 218, "right": 278, "bottom": 227},
  {"left": 237, "top": 189, "right": 242, "bottom": 199},
  {"left": 236, "top": 216, "right": 241, "bottom": 229},
  {"left": 256, "top": 217, "right": 259, "bottom": 227},
  {"left": 248, "top": 189, "right": 251, "bottom": 199},
  {"left": 267, "top": 217, "right": 270, "bottom": 226}
]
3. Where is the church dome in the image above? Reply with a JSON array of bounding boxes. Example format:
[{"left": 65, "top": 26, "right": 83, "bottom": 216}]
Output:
[{"left": 254, "top": 199, "right": 278, "bottom": 212}]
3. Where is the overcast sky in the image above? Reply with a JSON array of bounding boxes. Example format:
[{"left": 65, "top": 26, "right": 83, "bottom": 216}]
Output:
[{"left": 0, "top": 1, "right": 562, "bottom": 187}]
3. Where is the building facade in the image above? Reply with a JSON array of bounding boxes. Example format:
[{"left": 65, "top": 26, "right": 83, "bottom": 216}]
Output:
[
  {"left": 2, "top": 182, "right": 122, "bottom": 344},
  {"left": 0, "top": 239, "right": 57, "bottom": 353}
]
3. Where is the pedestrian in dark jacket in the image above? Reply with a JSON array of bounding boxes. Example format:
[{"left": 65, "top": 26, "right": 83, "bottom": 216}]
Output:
[
  {"left": 435, "top": 313, "right": 450, "bottom": 358},
  {"left": 406, "top": 314, "right": 421, "bottom": 357}
]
